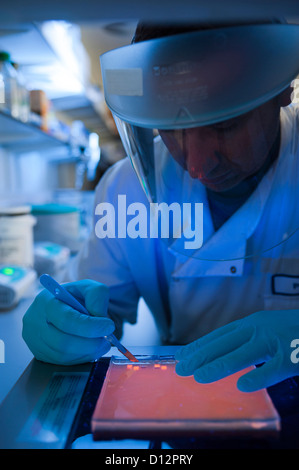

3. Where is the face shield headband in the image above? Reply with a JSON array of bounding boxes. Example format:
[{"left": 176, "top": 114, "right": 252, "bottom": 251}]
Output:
[{"left": 100, "top": 24, "right": 299, "bottom": 129}]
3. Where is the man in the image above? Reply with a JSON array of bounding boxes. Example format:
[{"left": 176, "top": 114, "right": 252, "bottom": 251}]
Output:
[{"left": 23, "top": 20, "right": 299, "bottom": 392}]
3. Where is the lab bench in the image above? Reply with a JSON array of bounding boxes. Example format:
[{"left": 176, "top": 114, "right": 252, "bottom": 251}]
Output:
[
  {"left": 0, "top": 295, "right": 34, "bottom": 405},
  {"left": 1, "top": 293, "right": 299, "bottom": 450},
  {"left": 0, "top": 286, "right": 164, "bottom": 449},
  {"left": 0, "top": 285, "right": 160, "bottom": 408},
  {"left": 0, "top": 346, "right": 176, "bottom": 449},
  {"left": 1, "top": 343, "right": 299, "bottom": 449}
]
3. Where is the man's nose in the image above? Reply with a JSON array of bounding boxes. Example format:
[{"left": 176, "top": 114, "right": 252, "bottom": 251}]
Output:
[{"left": 185, "top": 130, "right": 224, "bottom": 177}]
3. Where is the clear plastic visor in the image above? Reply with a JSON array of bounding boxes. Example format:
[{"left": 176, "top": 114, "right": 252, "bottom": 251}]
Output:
[{"left": 100, "top": 24, "right": 299, "bottom": 262}]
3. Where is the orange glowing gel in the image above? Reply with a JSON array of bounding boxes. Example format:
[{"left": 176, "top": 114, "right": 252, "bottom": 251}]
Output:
[{"left": 91, "top": 357, "right": 280, "bottom": 439}]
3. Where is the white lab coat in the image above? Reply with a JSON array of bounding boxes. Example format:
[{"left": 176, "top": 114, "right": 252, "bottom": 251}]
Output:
[{"left": 70, "top": 105, "right": 299, "bottom": 345}]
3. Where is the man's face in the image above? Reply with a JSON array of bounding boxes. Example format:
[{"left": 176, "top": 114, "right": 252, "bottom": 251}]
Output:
[{"left": 159, "top": 97, "right": 281, "bottom": 192}]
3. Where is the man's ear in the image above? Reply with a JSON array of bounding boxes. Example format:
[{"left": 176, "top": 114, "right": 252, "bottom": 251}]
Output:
[{"left": 278, "top": 85, "right": 293, "bottom": 107}]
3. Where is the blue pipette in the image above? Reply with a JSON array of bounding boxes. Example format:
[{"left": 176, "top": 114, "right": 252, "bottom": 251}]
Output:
[{"left": 40, "top": 274, "right": 138, "bottom": 362}]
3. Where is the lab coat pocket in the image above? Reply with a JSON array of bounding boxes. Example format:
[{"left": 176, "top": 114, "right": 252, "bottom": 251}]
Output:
[
  {"left": 262, "top": 260, "right": 299, "bottom": 310},
  {"left": 264, "top": 274, "right": 299, "bottom": 310}
]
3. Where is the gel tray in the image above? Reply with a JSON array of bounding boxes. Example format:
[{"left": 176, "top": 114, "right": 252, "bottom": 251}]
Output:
[{"left": 91, "top": 355, "right": 280, "bottom": 440}]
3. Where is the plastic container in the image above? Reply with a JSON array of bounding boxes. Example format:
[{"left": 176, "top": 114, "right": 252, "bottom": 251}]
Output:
[
  {"left": 30, "top": 89, "right": 49, "bottom": 131},
  {"left": 0, "top": 51, "right": 19, "bottom": 118},
  {"left": 0, "top": 206, "right": 36, "bottom": 267},
  {"left": 32, "top": 203, "right": 81, "bottom": 253}
]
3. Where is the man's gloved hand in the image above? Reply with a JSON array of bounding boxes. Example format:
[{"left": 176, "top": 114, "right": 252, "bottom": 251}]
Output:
[
  {"left": 22, "top": 279, "right": 115, "bottom": 365},
  {"left": 175, "top": 310, "right": 299, "bottom": 392}
]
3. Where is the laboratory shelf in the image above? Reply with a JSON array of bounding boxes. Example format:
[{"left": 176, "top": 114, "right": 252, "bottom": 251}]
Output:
[
  {"left": 0, "top": 110, "right": 70, "bottom": 154},
  {"left": 0, "top": 23, "right": 111, "bottom": 138}
]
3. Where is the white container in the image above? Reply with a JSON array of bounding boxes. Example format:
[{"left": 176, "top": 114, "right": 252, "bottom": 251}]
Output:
[
  {"left": 32, "top": 203, "right": 81, "bottom": 253},
  {"left": 0, "top": 206, "right": 36, "bottom": 267}
]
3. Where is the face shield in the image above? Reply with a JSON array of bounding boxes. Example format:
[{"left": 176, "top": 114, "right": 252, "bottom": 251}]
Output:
[{"left": 100, "top": 24, "right": 299, "bottom": 261}]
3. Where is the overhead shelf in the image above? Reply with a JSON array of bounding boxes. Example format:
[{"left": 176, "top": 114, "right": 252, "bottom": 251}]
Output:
[
  {"left": 0, "top": 22, "right": 118, "bottom": 143},
  {"left": 0, "top": 22, "right": 86, "bottom": 100},
  {"left": 0, "top": 110, "right": 70, "bottom": 154}
]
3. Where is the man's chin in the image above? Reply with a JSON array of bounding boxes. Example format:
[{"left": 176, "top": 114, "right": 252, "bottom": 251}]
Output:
[{"left": 198, "top": 177, "right": 240, "bottom": 193}]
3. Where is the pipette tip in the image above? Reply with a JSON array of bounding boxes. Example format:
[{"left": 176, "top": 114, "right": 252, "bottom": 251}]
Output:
[{"left": 124, "top": 350, "right": 139, "bottom": 362}]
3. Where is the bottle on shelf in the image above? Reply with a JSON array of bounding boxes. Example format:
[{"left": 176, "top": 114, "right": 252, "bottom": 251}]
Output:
[
  {"left": 12, "top": 62, "right": 30, "bottom": 123},
  {"left": 30, "top": 89, "right": 49, "bottom": 132},
  {"left": 0, "top": 51, "right": 19, "bottom": 119}
]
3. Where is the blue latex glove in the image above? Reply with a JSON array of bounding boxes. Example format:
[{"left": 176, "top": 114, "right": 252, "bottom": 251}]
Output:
[
  {"left": 22, "top": 279, "right": 115, "bottom": 365},
  {"left": 175, "top": 310, "right": 299, "bottom": 392}
]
